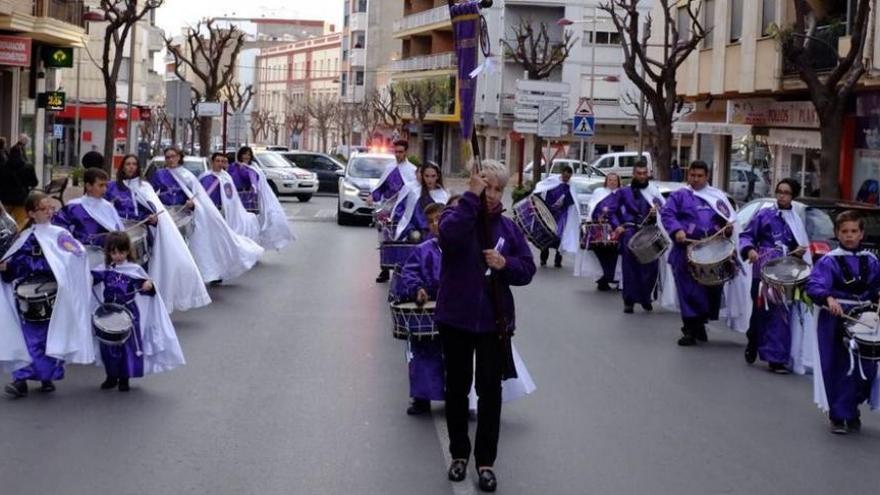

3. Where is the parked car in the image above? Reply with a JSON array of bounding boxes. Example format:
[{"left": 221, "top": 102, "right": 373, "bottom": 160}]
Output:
[
  {"left": 524, "top": 158, "right": 596, "bottom": 178},
  {"left": 331, "top": 144, "right": 369, "bottom": 159},
  {"left": 337, "top": 153, "right": 396, "bottom": 225},
  {"left": 250, "top": 151, "right": 318, "bottom": 202},
  {"left": 590, "top": 151, "right": 653, "bottom": 178},
  {"left": 736, "top": 198, "right": 880, "bottom": 260},
  {"left": 279, "top": 151, "right": 345, "bottom": 193},
  {"left": 145, "top": 156, "right": 209, "bottom": 181},
  {"left": 728, "top": 164, "right": 771, "bottom": 203}
]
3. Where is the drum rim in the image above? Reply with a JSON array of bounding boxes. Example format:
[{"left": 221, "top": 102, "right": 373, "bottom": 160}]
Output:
[
  {"left": 688, "top": 238, "right": 736, "bottom": 264},
  {"left": 13, "top": 274, "right": 58, "bottom": 299},
  {"left": 760, "top": 255, "right": 811, "bottom": 285}
]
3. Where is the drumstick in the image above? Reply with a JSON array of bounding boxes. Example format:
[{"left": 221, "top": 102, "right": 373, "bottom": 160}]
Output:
[
  {"left": 124, "top": 210, "right": 166, "bottom": 231},
  {"left": 817, "top": 305, "right": 879, "bottom": 330}
]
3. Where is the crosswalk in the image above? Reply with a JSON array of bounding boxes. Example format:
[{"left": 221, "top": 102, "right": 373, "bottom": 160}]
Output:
[{"left": 285, "top": 208, "right": 338, "bottom": 222}]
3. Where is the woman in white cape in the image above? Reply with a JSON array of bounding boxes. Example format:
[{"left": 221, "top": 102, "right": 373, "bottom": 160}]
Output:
[
  {"left": 199, "top": 152, "right": 262, "bottom": 243},
  {"left": 390, "top": 161, "right": 449, "bottom": 242},
  {"left": 228, "top": 146, "right": 294, "bottom": 251}
]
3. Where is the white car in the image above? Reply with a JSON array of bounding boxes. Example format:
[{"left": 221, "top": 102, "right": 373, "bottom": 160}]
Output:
[
  {"left": 591, "top": 151, "right": 654, "bottom": 178},
  {"left": 250, "top": 151, "right": 319, "bottom": 202},
  {"left": 524, "top": 158, "right": 595, "bottom": 178},
  {"left": 146, "top": 156, "right": 209, "bottom": 180},
  {"left": 337, "top": 153, "right": 396, "bottom": 225},
  {"left": 728, "top": 164, "right": 771, "bottom": 202}
]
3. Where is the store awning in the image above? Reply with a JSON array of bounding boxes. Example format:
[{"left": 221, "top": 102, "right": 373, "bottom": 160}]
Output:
[
  {"left": 672, "top": 121, "right": 752, "bottom": 137},
  {"left": 767, "top": 129, "right": 821, "bottom": 149}
]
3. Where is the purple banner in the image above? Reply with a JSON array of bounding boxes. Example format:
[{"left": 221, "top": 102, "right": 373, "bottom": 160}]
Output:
[{"left": 450, "top": 1, "right": 480, "bottom": 139}]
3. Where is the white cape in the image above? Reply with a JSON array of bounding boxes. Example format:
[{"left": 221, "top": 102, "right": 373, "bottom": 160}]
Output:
[
  {"left": 0, "top": 224, "right": 95, "bottom": 370},
  {"left": 243, "top": 163, "right": 294, "bottom": 250},
  {"left": 91, "top": 262, "right": 186, "bottom": 374},
  {"left": 468, "top": 343, "right": 536, "bottom": 409},
  {"left": 392, "top": 184, "right": 449, "bottom": 241},
  {"left": 124, "top": 178, "right": 211, "bottom": 313},
  {"left": 573, "top": 187, "right": 619, "bottom": 281},
  {"left": 168, "top": 168, "right": 264, "bottom": 282},
  {"left": 67, "top": 196, "right": 124, "bottom": 231},
  {"left": 533, "top": 176, "right": 581, "bottom": 254},
  {"left": 372, "top": 160, "right": 417, "bottom": 198},
  {"left": 199, "top": 170, "right": 261, "bottom": 243}
]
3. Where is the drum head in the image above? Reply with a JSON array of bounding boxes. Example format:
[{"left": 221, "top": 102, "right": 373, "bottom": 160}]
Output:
[
  {"left": 93, "top": 304, "right": 134, "bottom": 333},
  {"left": 690, "top": 239, "right": 735, "bottom": 264},
  {"left": 531, "top": 196, "right": 558, "bottom": 232},
  {"left": 392, "top": 301, "right": 437, "bottom": 312},
  {"left": 15, "top": 274, "right": 58, "bottom": 298},
  {"left": 630, "top": 225, "right": 661, "bottom": 247},
  {"left": 123, "top": 221, "right": 148, "bottom": 240},
  {"left": 761, "top": 256, "right": 811, "bottom": 284}
]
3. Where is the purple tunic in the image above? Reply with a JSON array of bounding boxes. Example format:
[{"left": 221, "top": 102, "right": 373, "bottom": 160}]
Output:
[
  {"left": 393, "top": 238, "right": 445, "bottom": 401},
  {"left": 543, "top": 183, "right": 574, "bottom": 236},
  {"left": 52, "top": 203, "right": 111, "bottom": 248},
  {"left": 149, "top": 169, "right": 189, "bottom": 206},
  {"left": 2, "top": 234, "right": 64, "bottom": 382},
  {"left": 92, "top": 267, "right": 153, "bottom": 379},
  {"left": 739, "top": 206, "right": 801, "bottom": 364},
  {"left": 661, "top": 189, "right": 727, "bottom": 319},
  {"left": 227, "top": 162, "right": 259, "bottom": 211},
  {"left": 371, "top": 167, "right": 405, "bottom": 203},
  {"left": 393, "top": 193, "right": 437, "bottom": 241},
  {"left": 613, "top": 187, "right": 660, "bottom": 304},
  {"left": 806, "top": 250, "right": 880, "bottom": 421},
  {"left": 200, "top": 174, "right": 222, "bottom": 209},
  {"left": 105, "top": 182, "right": 154, "bottom": 221},
  {"left": 590, "top": 191, "right": 620, "bottom": 283},
  {"left": 435, "top": 192, "right": 536, "bottom": 334}
]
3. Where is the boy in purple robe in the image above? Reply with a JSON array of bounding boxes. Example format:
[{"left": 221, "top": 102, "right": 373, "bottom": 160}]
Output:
[
  {"left": 661, "top": 161, "right": 733, "bottom": 346},
  {"left": 392, "top": 203, "right": 445, "bottom": 415},
  {"left": 53, "top": 168, "right": 123, "bottom": 248},
  {"left": 612, "top": 163, "right": 662, "bottom": 312},
  {"left": 369, "top": 140, "right": 417, "bottom": 282},
  {"left": 227, "top": 146, "right": 260, "bottom": 212},
  {"left": 436, "top": 160, "right": 535, "bottom": 492},
  {"left": 92, "top": 232, "right": 155, "bottom": 392},
  {"left": 806, "top": 211, "right": 880, "bottom": 434},
  {"left": 740, "top": 178, "right": 808, "bottom": 371}
]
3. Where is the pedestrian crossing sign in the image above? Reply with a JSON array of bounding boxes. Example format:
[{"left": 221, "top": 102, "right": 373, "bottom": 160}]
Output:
[{"left": 572, "top": 115, "right": 595, "bottom": 137}]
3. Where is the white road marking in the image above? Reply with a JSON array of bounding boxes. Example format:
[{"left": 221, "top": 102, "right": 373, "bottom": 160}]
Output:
[{"left": 433, "top": 411, "right": 478, "bottom": 495}]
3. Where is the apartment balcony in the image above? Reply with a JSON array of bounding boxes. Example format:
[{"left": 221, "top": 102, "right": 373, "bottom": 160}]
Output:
[
  {"left": 350, "top": 11, "right": 367, "bottom": 32},
  {"left": 147, "top": 24, "right": 165, "bottom": 53},
  {"left": 393, "top": 5, "right": 450, "bottom": 38},
  {"left": 350, "top": 47, "right": 365, "bottom": 67},
  {"left": 390, "top": 52, "right": 455, "bottom": 72},
  {"left": 33, "top": 0, "right": 84, "bottom": 27},
  {"left": 0, "top": 0, "right": 86, "bottom": 46},
  {"left": 782, "top": 26, "right": 842, "bottom": 76}
]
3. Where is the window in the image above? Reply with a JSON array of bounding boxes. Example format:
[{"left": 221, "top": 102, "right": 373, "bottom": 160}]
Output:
[
  {"left": 595, "top": 156, "right": 614, "bottom": 169},
  {"left": 703, "top": 0, "right": 715, "bottom": 47},
  {"left": 594, "top": 144, "right": 609, "bottom": 156},
  {"left": 677, "top": 6, "right": 690, "bottom": 41},
  {"left": 583, "top": 30, "right": 621, "bottom": 46},
  {"left": 357, "top": 0, "right": 367, "bottom": 13},
  {"left": 761, "top": 0, "right": 775, "bottom": 36},
  {"left": 611, "top": 145, "right": 625, "bottom": 152},
  {"left": 730, "top": 0, "right": 743, "bottom": 42},
  {"left": 355, "top": 71, "right": 364, "bottom": 86}
]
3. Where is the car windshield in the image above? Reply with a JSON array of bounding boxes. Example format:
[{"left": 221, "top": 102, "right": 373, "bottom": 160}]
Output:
[
  {"left": 349, "top": 157, "right": 393, "bottom": 178},
  {"left": 255, "top": 153, "right": 293, "bottom": 169}
]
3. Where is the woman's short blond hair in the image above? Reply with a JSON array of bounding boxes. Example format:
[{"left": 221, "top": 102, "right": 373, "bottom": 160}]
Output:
[{"left": 473, "top": 159, "right": 509, "bottom": 188}]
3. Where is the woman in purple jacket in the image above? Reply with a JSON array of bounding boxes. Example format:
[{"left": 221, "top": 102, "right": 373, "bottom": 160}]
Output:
[{"left": 436, "top": 160, "right": 535, "bottom": 492}]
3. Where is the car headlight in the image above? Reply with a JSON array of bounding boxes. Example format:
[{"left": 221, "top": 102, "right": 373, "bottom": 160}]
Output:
[
  {"left": 293, "top": 171, "right": 311, "bottom": 179},
  {"left": 343, "top": 182, "right": 359, "bottom": 194}
]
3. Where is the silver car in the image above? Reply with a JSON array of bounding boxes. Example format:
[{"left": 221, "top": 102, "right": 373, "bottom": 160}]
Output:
[
  {"left": 337, "top": 153, "right": 396, "bottom": 225},
  {"left": 250, "top": 151, "right": 319, "bottom": 202}
]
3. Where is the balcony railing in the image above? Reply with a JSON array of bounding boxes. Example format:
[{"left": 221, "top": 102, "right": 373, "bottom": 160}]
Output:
[
  {"left": 390, "top": 52, "right": 455, "bottom": 72},
  {"left": 33, "top": 0, "right": 85, "bottom": 28},
  {"left": 782, "top": 25, "right": 842, "bottom": 76},
  {"left": 393, "top": 5, "right": 450, "bottom": 34}
]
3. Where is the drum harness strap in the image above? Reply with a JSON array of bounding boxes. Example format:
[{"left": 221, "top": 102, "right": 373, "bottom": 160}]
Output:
[{"left": 833, "top": 255, "right": 872, "bottom": 378}]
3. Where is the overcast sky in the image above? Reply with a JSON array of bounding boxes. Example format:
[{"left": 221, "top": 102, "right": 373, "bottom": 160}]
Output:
[{"left": 155, "top": 0, "right": 343, "bottom": 34}]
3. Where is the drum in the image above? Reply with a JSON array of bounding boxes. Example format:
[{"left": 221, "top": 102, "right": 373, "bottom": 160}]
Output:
[
  {"left": 92, "top": 303, "right": 134, "bottom": 346},
  {"left": 389, "top": 301, "right": 438, "bottom": 341},
  {"left": 123, "top": 220, "right": 150, "bottom": 265},
  {"left": 626, "top": 225, "right": 669, "bottom": 264},
  {"left": 512, "top": 195, "right": 559, "bottom": 251},
  {"left": 379, "top": 242, "right": 417, "bottom": 270},
  {"left": 86, "top": 245, "right": 104, "bottom": 269},
  {"left": 581, "top": 221, "right": 617, "bottom": 249},
  {"left": 169, "top": 206, "right": 195, "bottom": 240},
  {"left": 13, "top": 273, "right": 58, "bottom": 322},
  {"left": 843, "top": 304, "right": 880, "bottom": 361},
  {"left": 687, "top": 238, "right": 738, "bottom": 287},
  {"left": 372, "top": 196, "right": 398, "bottom": 228},
  {"left": 378, "top": 223, "right": 398, "bottom": 243},
  {"left": 760, "top": 255, "right": 811, "bottom": 300}
]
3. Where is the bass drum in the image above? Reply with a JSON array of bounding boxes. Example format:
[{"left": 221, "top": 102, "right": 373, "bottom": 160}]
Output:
[{"left": 843, "top": 304, "right": 880, "bottom": 361}]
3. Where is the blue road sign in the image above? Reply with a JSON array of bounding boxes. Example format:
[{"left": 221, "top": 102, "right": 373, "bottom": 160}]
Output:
[{"left": 572, "top": 115, "right": 595, "bottom": 137}]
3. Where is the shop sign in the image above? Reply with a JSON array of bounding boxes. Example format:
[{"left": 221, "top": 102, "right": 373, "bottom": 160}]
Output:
[
  {"left": 767, "top": 128, "right": 821, "bottom": 149},
  {"left": 0, "top": 35, "right": 32, "bottom": 67},
  {"left": 727, "top": 100, "right": 819, "bottom": 129},
  {"left": 38, "top": 91, "right": 67, "bottom": 111},
  {"left": 43, "top": 47, "right": 74, "bottom": 68}
]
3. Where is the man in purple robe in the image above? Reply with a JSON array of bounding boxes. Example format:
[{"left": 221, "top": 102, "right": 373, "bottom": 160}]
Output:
[
  {"left": 739, "top": 178, "right": 807, "bottom": 371},
  {"left": 661, "top": 161, "right": 732, "bottom": 346},
  {"left": 370, "top": 140, "right": 417, "bottom": 282},
  {"left": 806, "top": 211, "right": 880, "bottom": 434},
  {"left": 53, "top": 168, "right": 123, "bottom": 249},
  {"left": 534, "top": 165, "right": 575, "bottom": 268},
  {"left": 612, "top": 163, "right": 662, "bottom": 313},
  {"left": 436, "top": 160, "right": 535, "bottom": 492}
]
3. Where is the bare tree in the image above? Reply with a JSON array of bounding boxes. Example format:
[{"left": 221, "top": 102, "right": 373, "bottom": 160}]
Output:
[
  {"left": 284, "top": 97, "right": 308, "bottom": 149},
  {"left": 224, "top": 81, "right": 255, "bottom": 113},
  {"left": 334, "top": 102, "right": 357, "bottom": 148},
  {"left": 601, "top": 0, "right": 706, "bottom": 181},
  {"left": 96, "top": 1, "right": 164, "bottom": 171},
  {"left": 250, "top": 109, "right": 270, "bottom": 143},
  {"left": 777, "top": 0, "right": 872, "bottom": 197},
  {"left": 165, "top": 19, "right": 246, "bottom": 156},
  {"left": 500, "top": 18, "right": 575, "bottom": 184},
  {"left": 307, "top": 97, "right": 338, "bottom": 152},
  {"left": 371, "top": 88, "right": 404, "bottom": 135},
  {"left": 396, "top": 79, "right": 447, "bottom": 160},
  {"left": 356, "top": 93, "right": 382, "bottom": 147}
]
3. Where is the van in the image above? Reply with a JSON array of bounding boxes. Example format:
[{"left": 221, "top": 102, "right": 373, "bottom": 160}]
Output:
[{"left": 590, "top": 151, "right": 653, "bottom": 178}]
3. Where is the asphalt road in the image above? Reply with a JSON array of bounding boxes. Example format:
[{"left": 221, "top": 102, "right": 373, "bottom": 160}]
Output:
[{"left": 3, "top": 194, "right": 880, "bottom": 495}]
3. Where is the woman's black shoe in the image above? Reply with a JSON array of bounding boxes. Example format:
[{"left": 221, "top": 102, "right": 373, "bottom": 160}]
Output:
[
  {"left": 375, "top": 270, "right": 390, "bottom": 283},
  {"left": 478, "top": 468, "right": 498, "bottom": 492},
  {"left": 678, "top": 335, "right": 697, "bottom": 346},
  {"left": 847, "top": 418, "right": 862, "bottom": 432},
  {"left": 118, "top": 378, "right": 130, "bottom": 392},
  {"left": 100, "top": 377, "right": 118, "bottom": 390},
  {"left": 642, "top": 303, "right": 653, "bottom": 312},
  {"left": 744, "top": 346, "right": 757, "bottom": 364},
  {"left": 40, "top": 381, "right": 56, "bottom": 393},
  {"left": 769, "top": 362, "right": 790, "bottom": 374},
  {"left": 406, "top": 399, "right": 430, "bottom": 415},
  {"left": 5, "top": 380, "right": 27, "bottom": 398},
  {"left": 830, "top": 418, "right": 848, "bottom": 435},
  {"left": 447, "top": 459, "right": 468, "bottom": 482},
  {"left": 597, "top": 281, "right": 611, "bottom": 292}
]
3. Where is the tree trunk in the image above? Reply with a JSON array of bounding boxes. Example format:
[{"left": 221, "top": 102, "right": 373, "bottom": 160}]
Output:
[
  {"left": 531, "top": 136, "right": 543, "bottom": 185},
  {"left": 653, "top": 123, "right": 673, "bottom": 181},
  {"left": 416, "top": 122, "right": 425, "bottom": 163},
  {"left": 818, "top": 111, "right": 844, "bottom": 199},
  {"left": 198, "top": 116, "right": 212, "bottom": 157},
  {"left": 103, "top": 87, "right": 117, "bottom": 173}
]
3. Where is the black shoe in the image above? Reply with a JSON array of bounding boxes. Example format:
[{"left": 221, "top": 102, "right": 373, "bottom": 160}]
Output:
[
  {"left": 694, "top": 326, "right": 708, "bottom": 342},
  {"left": 40, "top": 381, "right": 56, "bottom": 393},
  {"left": 375, "top": 270, "right": 390, "bottom": 283},
  {"left": 448, "top": 459, "right": 468, "bottom": 482},
  {"left": 4, "top": 380, "right": 27, "bottom": 398},
  {"left": 406, "top": 399, "right": 430, "bottom": 415},
  {"left": 539, "top": 260, "right": 547, "bottom": 267},
  {"left": 847, "top": 418, "right": 862, "bottom": 432},
  {"left": 478, "top": 468, "right": 497, "bottom": 492},
  {"left": 118, "top": 378, "right": 130, "bottom": 392},
  {"left": 623, "top": 304, "right": 634, "bottom": 314},
  {"left": 830, "top": 418, "right": 848, "bottom": 435},
  {"left": 678, "top": 335, "right": 697, "bottom": 346},
  {"left": 209, "top": 279, "right": 223, "bottom": 286},
  {"left": 100, "top": 377, "right": 118, "bottom": 390},
  {"left": 597, "top": 281, "right": 611, "bottom": 292},
  {"left": 744, "top": 345, "right": 757, "bottom": 364},
  {"left": 554, "top": 253, "right": 562, "bottom": 268},
  {"left": 769, "top": 362, "right": 790, "bottom": 374},
  {"left": 642, "top": 303, "right": 653, "bottom": 312}
]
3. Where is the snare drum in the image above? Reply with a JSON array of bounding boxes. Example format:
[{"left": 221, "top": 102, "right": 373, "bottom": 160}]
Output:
[
  {"left": 760, "top": 256, "right": 811, "bottom": 300},
  {"left": 92, "top": 303, "right": 134, "bottom": 346},
  {"left": 123, "top": 220, "right": 151, "bottom": 265},
  {"left": 687, "top": 238, "right": 738, "bottom": 287},
  {"left": 169, "top": 206, "right": 195, "bottom": 240},
  {"left": 843, "top": 304, "right": 880, "bottom": 360},
  {"left": 13, "top": 273, "right": 58, "bottom": 322},
  {"left": 581, "top": 221, "right": 617, "bottom": 249},
  {"left": 513, "top": 195, "right": 559, "bottom": 251},
  {"left": 389, "top": 301, "right": 438, "bottom": 341},
  {"left": 626, "top": 225, "right": 669, "bottom": 264},
  {"left": 379, "top": 242, "right": 417, "bottom": 270}
]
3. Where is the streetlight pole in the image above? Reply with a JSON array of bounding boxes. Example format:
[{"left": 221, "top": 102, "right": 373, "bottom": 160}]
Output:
[
  {"left": 588, "top": 6, "right": 597, "bottom": 163},
  {"left": 126, "top": 9, "right": 137, "bottom": 154}
]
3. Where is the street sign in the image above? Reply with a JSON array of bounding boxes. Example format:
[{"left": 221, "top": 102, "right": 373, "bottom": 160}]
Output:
[
  {"left": 513, "top": 121, "right": 565, "bottom": 135},
  {"left": 515, "top": 93, "right": 568, "bottom": 107},
  {"left": 572, "top": 115, "right": 595, "bottom": 137},
  {"left": 37, "top": 91, "right": 66, "bottom": 111},
  {"left": 43, "top": 47, "right": 73, "bottom": 68},
  {"left": 538, "top": 101, "right": 563, "bottom": 138},
  {"left": 197, "top": 102, "right": 223, "bottom": 117},
  {"left": 513, "top": 108, "right": 538, "bottom": 121},
  {"left": 574, "top": 97, "right": 594, "bottom": 116},
  {"left": 52, "top": 124, "right": 64, "bottom": 139}
]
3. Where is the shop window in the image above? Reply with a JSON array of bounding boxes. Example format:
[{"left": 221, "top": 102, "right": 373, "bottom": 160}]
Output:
[
  {"left": 761, "top": 0, "right": 776, "bottom": 36},
  {"left": 730, "top": 0, "right": 744, "bottom": 42}
]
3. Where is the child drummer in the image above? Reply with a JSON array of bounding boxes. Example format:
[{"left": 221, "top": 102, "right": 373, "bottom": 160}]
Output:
[
  {"left": 1, "top": 192, "right": 94, "bottom": 398},
  {"left": 91, "top": 231, "right": 185, "bottom": 392},
  {"left": 806, "top": 210, "right": 880, "bottom": 434}
]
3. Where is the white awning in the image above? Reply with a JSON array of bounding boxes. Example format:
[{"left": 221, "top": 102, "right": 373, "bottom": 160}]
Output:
[
  {"left": 672, "top": 121, "right": 752, "bottom": 137},
  {"left": 767, "top": 129, "right": 821, "bottom": 149}
]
